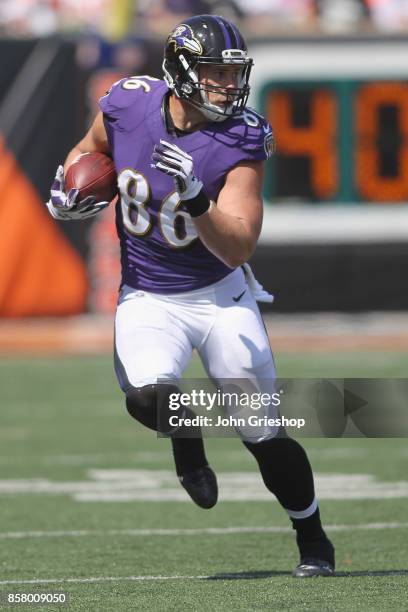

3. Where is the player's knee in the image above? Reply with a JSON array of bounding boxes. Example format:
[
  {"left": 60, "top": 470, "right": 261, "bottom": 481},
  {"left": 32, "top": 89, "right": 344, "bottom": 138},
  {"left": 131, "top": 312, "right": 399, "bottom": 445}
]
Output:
[
  {"left": 239, "top": 423, "right": 285, "bottom": 446},
  {"left": 125, "top": 383, "right": 178, "bottom": 432},
  {"left": 243, "top": 433, "right": 306, "bottom": 463}
]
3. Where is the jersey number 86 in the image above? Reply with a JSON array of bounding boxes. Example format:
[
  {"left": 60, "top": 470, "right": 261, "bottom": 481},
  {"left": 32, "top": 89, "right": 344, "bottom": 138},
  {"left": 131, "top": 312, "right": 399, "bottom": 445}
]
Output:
[{"left": 118, "top": 168, "right": 198, "bottom": 249}]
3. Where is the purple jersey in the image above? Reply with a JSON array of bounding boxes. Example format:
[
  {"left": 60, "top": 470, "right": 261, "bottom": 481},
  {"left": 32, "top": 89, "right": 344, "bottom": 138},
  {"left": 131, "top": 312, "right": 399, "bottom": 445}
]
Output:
[{"left": 99, "top": 76, "right": 273, "bottom": 294}]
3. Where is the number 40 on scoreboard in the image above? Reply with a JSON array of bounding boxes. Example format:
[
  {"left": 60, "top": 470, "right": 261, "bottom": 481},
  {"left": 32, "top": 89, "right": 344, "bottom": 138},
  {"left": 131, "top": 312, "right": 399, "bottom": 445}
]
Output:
[{"left": 261, "top": 80, "right": 408, "bottom": 203}]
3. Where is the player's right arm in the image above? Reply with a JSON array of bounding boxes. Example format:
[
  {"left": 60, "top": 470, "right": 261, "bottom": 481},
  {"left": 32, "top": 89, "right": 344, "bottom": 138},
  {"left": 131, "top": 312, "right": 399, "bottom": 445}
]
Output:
[
  {"left": 47, "top": 112, "right": 110, "bottom": 221},
  {"left": 63, "top": 112, "right": 110, "bottom": 172}
]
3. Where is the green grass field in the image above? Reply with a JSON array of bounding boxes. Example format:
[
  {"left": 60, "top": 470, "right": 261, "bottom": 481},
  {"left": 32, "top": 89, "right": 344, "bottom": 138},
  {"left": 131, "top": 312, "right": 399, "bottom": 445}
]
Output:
[{"left": 0, "top": 353, "right": 407, "bottom": 611}]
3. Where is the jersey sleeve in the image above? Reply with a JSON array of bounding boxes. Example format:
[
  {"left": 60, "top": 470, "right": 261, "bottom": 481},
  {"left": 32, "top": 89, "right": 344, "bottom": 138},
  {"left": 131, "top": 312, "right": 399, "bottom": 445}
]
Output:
[
  {"left": 235, "top": 109, "right": 275, "bottom": 162},
  {"left": 98, "top": 76, "right": 162, "bottom": 133},
  {"left": 212, "top": 108, "right": 275, "bottom": 173},
  {"left": 99, "top": 78, "right": 132, "bottom": 131}
]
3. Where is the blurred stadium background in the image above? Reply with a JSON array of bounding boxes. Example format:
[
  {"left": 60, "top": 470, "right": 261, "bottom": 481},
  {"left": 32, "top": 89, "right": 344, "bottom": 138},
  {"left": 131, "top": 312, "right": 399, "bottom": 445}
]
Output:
[
  {"left": 0, "top": 1, "right": 408, "bottom": 609},
  {"left": 1, "top": 0, "right": 408, "bottom": 342}
]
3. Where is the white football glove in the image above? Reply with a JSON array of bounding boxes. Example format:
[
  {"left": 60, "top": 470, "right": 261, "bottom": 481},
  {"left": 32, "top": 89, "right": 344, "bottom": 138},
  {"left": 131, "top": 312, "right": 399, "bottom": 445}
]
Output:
[
  {"left": 46, "top": 165, "right": 109, "bottom": 221},
  {"left": 152, "top": 140, "right": 203, "bottom": 201},
  {"left": 242, "top": 263, "right": 274, "bottom": 303}
]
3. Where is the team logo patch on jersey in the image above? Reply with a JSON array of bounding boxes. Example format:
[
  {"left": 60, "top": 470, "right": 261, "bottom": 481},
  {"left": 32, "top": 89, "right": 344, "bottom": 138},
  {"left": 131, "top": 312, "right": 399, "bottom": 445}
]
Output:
[
  {"left": 168, "top": 24, "right": 203, "bottom": 55},
  {"left": 264, "top": 130, "right": 275, "bottom": 158}
]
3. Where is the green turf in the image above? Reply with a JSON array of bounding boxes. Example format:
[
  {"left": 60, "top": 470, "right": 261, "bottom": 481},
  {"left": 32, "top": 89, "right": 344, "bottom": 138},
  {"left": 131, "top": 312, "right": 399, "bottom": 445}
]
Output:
[{"left": 0, "top": 353, "right": 407, "bottom": 610}]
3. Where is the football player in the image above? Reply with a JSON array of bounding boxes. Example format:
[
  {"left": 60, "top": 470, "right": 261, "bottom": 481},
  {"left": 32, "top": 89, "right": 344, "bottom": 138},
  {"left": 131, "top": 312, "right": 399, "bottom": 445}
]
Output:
[{"left": 47, "top": 15, "right": 335, "bottom": 578}]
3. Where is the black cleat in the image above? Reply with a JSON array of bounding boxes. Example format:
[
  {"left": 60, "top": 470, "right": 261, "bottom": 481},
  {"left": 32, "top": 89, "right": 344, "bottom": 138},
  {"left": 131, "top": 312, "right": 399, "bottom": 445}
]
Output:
[
  {"left": 292, "top": 558, "right": 335, "bottom": 578},
  {"left": 293, "top": 535, "right": 335, "bottom": 578},
  {"left": 179, "top": 466, "right": 218, "bottom": 509}
]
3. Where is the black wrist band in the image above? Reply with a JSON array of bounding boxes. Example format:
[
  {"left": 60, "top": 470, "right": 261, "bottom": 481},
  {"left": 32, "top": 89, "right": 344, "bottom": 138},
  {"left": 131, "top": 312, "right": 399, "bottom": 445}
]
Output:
[{"left": 183, "top": 190, "right": 211, "bottom": 218}]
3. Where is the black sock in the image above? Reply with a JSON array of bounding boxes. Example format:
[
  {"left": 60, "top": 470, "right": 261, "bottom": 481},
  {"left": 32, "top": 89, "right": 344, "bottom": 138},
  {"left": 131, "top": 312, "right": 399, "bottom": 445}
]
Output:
[
  {"left": 243, "top": 437, "right": 329, "bottom": 545},
  {"left": 245, "top": 436, "right": 333, "bottom": 565},
  {"left": 291, "top": 507, "right": 326, "bottom": 542},
  {"left": 243, "top": 437, "right": 316, "bottom": 511},
  {"left": 171, "top": 436, "right": 208, "bottom": 477},
  {"left": 294, "top": 510, "right": 335, "bottom": 566}
]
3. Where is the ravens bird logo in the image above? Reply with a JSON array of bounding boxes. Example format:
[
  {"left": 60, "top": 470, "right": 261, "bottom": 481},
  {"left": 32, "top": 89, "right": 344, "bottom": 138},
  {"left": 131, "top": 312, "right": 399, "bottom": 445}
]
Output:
[{"left": 167, "top": 24, "right": 203, "bottom": 55}]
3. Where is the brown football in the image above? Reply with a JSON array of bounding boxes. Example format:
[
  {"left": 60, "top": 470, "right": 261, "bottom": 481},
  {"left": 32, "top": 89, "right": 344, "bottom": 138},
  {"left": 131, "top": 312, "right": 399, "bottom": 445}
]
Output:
[{"left": 65, "top": 152, "right": 118, "bottom": 203}]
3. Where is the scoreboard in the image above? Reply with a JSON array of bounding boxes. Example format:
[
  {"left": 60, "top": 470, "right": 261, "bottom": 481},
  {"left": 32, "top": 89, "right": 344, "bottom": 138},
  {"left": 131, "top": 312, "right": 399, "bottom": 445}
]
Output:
[
  {"left": 250, "top": 39, "right": 408, "bottom": 204},
  {"left": 261, "top": 79, "right": 408, "bottom": 203}
]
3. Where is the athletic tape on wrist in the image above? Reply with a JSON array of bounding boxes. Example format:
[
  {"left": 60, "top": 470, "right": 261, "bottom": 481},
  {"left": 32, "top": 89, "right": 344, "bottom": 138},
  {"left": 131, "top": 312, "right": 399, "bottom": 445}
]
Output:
[{"left": 183, "top": 190, "right": 210, "bottom": 218}]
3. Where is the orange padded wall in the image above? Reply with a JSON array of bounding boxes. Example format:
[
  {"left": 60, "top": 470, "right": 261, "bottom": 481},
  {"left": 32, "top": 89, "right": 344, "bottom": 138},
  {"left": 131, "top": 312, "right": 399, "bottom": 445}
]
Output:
[{"left": 0, "top": 137, "right": 88, "bottom": 316}]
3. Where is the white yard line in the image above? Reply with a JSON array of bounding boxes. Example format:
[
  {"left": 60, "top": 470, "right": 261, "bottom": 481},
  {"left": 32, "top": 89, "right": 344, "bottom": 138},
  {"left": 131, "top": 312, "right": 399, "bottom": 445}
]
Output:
[
  {"left": 1, "top": 523, "right": 407, "bottom": 586},
  {"left": 0, "top": 522, "right": 407, "bottom": 540},
  {"left": 1, "top": 472, "right": 408, "bottom": 502},
  {"left": 0, "top": 574, "right": 209, "bottom": 586}
]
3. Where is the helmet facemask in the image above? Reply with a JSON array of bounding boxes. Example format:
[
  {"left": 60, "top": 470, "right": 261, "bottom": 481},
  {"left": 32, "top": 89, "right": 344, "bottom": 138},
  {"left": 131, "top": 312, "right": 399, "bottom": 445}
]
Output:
[{"left": 163, "top": 49, "right": 253, "bottom": 123}]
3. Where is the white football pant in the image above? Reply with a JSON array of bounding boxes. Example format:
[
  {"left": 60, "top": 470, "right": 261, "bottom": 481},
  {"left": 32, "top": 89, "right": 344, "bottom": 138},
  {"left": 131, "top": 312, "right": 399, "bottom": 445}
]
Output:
[{"left": 114, "top": 267, "right": 278, "bottom": 441}]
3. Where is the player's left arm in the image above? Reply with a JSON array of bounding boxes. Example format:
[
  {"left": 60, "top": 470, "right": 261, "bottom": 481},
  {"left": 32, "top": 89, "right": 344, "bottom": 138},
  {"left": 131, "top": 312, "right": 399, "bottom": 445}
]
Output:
[
  {"left": 152, "top": 139, "right": 266, "bottom": 268},
  {"left": 192, "top": 161, "right": 264, "bottom": 268}
]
